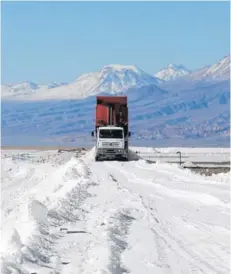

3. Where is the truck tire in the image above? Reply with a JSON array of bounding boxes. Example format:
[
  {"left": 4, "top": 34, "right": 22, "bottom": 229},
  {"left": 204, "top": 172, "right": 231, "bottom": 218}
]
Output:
[
  {"left": 95, "top": 156, "right": 99, "bottom": 162},
  {"left": 120, "top": 156, "right": 128, "bottom": 162}
]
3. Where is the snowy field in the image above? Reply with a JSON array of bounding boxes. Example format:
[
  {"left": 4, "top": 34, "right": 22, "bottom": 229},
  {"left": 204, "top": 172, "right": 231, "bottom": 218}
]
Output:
[
  {"left": 1, "top": 148, "right": 230, "bottom": 274},
  {"left": 131, "top": 147, "right": 230, "bottom": 166}
]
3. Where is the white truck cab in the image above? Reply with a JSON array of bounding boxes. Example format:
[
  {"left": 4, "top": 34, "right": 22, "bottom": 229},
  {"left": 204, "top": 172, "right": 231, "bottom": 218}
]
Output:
[{"left": 94, "top": 126, "right": 128, "bottom": 161}]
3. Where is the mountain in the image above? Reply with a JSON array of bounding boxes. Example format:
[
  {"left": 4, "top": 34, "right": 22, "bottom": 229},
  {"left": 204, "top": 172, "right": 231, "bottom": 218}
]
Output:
[
  {"left": 1, "top": 55, "right": 230, "bottom": 146},
  {"left": 2, "top": 80, "right": 229, "bottom": 147},
  {"left": 2, "top": 81, "right": 68, "bottom": 98},
  {"left": 2, "top": 81, "right": 39, "bottom": 97},
  {"left": 183, "top": 55, "right": 230, "bottom": 82},
  {"left": 2, "top": 55, "right": 229, "bottom": 100},
  {"left": 2, "top": 65, "right": 162, "bottom": 101},
  {"left": 154, "top": 64, "right": 190, "bottom": 81},
  {"left": 160, "top": 55, "right": 230, "bottom": 92}
]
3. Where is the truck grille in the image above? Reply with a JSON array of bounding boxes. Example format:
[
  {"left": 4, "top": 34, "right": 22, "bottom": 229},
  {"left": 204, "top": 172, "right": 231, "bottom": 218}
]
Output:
[{"left": 102, "top": 142, "right": 120, "bottom": 148}]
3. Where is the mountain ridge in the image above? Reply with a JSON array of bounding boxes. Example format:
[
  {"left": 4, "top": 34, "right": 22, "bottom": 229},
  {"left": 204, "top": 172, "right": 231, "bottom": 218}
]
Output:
[
  {"left": 2, "top": 64, "right": 162, "bottom": 101},
  {"left": 2, "top": 55, "right": 229, "bottom": 101}
]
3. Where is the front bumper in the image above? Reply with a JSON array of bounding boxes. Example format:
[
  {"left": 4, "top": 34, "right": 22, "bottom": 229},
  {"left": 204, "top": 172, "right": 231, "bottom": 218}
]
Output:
[{"left": 96, "top": 148, "right": 128, "bottom": 159}]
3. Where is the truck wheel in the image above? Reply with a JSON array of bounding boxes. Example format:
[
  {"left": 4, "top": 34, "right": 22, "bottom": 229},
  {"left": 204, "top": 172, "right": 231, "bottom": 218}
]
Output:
[
  {"left": 120, "top": 157, "right": 128, "bottom": 162},
  {"left": 95, "top": 156, "right": 99, "bottom": 162}
]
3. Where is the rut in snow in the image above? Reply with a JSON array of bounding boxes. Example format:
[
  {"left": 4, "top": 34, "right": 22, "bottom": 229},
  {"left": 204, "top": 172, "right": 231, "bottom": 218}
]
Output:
[{"left": 108, "top": 209, "right": 135, "bottom": 274}]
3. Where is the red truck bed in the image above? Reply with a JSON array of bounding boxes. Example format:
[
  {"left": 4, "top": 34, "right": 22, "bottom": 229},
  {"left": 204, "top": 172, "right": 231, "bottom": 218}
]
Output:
[
  {"left": 97, "top": 96, "right": 127, "bottom": 104},
  {"left": 95, "top": 96, "right": 128, "bottom": 135}
]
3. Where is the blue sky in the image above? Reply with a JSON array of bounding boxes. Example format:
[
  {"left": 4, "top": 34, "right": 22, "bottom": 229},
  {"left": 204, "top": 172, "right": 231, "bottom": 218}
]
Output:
[{"left": 2, "top": 1, "right": 230, "bottom": 84}]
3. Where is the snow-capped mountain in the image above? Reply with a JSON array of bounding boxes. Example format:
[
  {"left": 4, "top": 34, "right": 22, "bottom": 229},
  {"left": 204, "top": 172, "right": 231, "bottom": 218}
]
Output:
[
  {"left": 1, "top": 81, "right": 69, "bottom": 98},
  {"left": 2, "top": 81, "right": 39, "bottom": 97},
  {"left": 155, "top": 64, "right": 190, "bottom": 81},
  {"left": 2, "top": 65, "right": 162, "bottom": 101},
  {"left": 184, "top": 55, "right": 230, "bottom": 82},
  {"left": 2, "top": 55, "right": 229, "bottom": 101},
  {"left": 160, "top": 55, "right": 230, "bottom": 92}
]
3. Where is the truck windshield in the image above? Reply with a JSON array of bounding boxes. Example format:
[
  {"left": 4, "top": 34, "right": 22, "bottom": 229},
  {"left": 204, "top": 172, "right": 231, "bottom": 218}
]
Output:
[{"left": 99, "top": 129, "right": 123, "bottom": 139}]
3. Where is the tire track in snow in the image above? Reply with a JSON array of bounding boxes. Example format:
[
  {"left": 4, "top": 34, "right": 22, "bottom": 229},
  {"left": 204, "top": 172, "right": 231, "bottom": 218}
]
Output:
[
  {"left": 108, "top": 210, "right": 135, "bottom": 274},
  {"left": 105, "top": 162, "right": 181, "bottom": 273},
  {"left": 72, "top": 162, "right": 142, "bottom": 274},
  {"left": 140, "top": 197, "right": 219, "bottom": 274},
  {"left": 51, "top": 158, "right": 136, "bottom": 274},
  {"left": 104, "top": 160, "right": 230, "bottom": 274},
  {"left": 49, "top": 157, "right": 101, "bottom": 274}
]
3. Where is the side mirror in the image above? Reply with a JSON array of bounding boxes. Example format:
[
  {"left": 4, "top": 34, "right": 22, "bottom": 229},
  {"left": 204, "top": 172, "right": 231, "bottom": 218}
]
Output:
[
  {"left": 128, "top": 132, "right": 131, "bottom": 137},
  {"left": 91, "top": 131, "right": 94, "bottom": 137}
]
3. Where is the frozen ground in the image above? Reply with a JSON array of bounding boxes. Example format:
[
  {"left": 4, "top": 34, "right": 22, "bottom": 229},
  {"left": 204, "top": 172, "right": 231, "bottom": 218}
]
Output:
[{"left": 1, "top": 148, "right": 230, "bottom": 274}]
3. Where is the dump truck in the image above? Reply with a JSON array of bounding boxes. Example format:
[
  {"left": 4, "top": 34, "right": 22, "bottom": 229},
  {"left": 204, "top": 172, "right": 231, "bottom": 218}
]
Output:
[{"left": 91, "top": 95, "right": 131, "bottom": 161}]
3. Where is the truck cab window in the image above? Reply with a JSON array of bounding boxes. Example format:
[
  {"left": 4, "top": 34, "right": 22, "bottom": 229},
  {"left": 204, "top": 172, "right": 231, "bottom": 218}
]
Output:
[{"left": 99, "top": 130, "right": 123, "bottom": 139}]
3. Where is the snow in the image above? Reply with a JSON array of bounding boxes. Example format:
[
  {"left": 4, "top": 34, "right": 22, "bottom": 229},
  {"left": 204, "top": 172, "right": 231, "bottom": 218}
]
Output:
[
  {"left": 131, "top": 146, "right": 230, "bottom": 154},
  {"left": 1, "top": 64, "right": 161, "bottom": 101},
  {"left": 131, "top": 146, "right": 230, "bottom": 166},
  {"left": 163, "top": 55, "right": 230, "bottom": 85},
  {"left": 186, "top": 55, "right": 230, "bottom": 82},
  {"left": 181, "top": 161, "right": 198, "bottom": 167},
  {"left": 1, "top": 148, "right": 230, "bottom": 273},
  {"left": 2, "top": 55, "right": 229, "bottom": 101},
  {"left": 154, "top": 64, "right": 190, "bottom": 81},
  {"left": 1, "top": 81, "right": 69, "bottom": 99},
  {"left": 102, "top": 64, "right": 141, "bottom": 72},
  {"left": 207, "top": 172, "right": 231, "bottom": 183}
]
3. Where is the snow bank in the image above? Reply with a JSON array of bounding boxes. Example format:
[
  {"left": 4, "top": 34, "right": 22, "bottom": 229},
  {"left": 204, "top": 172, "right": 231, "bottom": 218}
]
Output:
[
  {"left": 206, "top": 171, "right": 231, "bottom": 183},
  {"left": 1, "top": 148, "right": 94, "bottom": 273},
  {"left": 1, "top": 200, "right": 51, "bottom": 269}
]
